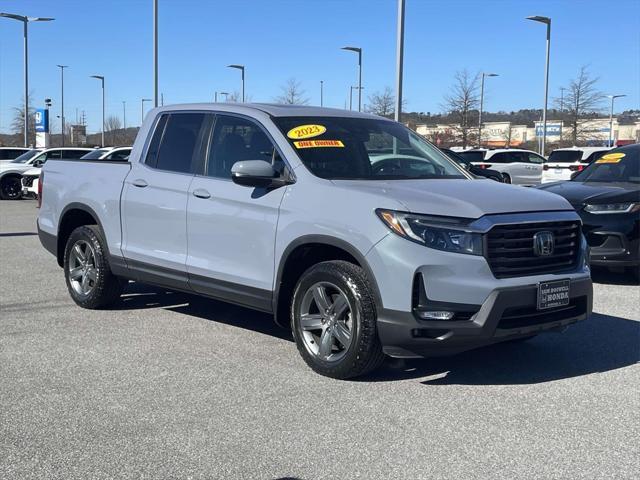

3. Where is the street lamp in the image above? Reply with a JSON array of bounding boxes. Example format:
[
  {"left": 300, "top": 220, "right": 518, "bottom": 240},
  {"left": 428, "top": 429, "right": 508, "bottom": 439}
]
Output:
[
  {"left": 607, "top": 94, "right": 626, "bottom": 147},
  {"left": 0, "top": 13, "right": 54, "bottom": 147},
  {"left": 478, "top": 72, "right": 498, "bottom": 147},
  {"left": 526, "top": 15, "right": 551, "bottom": 155},
  {"left": 227, "top": 64, "right": 245, "bottom": 102},
  {"left": 342, "top": 46, "right": 362, "bottom": 112},
  {"left": 394, "top": 0, "right": 405, "bottom": 123},
  {"left": 141, "top": 98, "right": 152, "bottom": 125},
  {"left": 214, "top": 91, "right": 229, "bottom": 102},
  {"left": 349, "top": 86, "right": 363, "bottom": 111},
  {"left": 320, "top": 80, "right": 324, "bottom": 107},
  {"left": 56, "top": 65, "right": 68, "bottom": 146},
  {"left": 90, "top": 75, "right": 105, "bottom": 147},
  {"left": 153, "top": 0, "right": 159, "bottom": 107}
]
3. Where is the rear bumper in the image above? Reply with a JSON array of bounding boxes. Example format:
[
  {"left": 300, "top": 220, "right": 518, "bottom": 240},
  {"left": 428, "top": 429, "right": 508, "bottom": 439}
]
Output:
[
  {"left": 37, "top": 220, "right": 57, "bottom": 257},
  {"left": 377, "top": 276, "right": 592, "bottom": 358}
]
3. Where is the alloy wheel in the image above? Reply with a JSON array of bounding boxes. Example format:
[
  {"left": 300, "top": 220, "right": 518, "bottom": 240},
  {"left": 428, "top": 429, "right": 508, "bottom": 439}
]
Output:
[{"left": 68, "top": 240, "right": 98, "bottom": 296}]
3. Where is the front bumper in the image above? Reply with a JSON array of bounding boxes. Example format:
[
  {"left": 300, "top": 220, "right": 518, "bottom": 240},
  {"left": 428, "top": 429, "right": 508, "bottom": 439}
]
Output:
[
  {"left": 377, "top": 277, "right": 592, "bottom": 358},
  {"left": 580, "top": 210, "right": 640, "bottom": 267}
]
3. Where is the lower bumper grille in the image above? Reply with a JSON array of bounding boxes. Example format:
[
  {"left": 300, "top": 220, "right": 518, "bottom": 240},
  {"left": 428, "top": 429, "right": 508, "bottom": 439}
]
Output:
[
  {"left": 486, "top": 221, "right": 582, "bottom": 278},
  {"left": 21, "top": 175, "right": 37, "bottom": 188},
  {"left": 498, "top": 296, "right": 587, "bottom": 330}
]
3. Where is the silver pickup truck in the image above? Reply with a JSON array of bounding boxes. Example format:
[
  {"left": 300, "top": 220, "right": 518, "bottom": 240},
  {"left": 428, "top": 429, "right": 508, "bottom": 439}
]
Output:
[{"left": 38, "top": 103, "right": 592, "bottom": 379}]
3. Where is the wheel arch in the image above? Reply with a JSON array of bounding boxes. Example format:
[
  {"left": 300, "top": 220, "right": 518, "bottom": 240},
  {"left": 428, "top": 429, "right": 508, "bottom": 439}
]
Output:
[
  {"left": 57, "top": 203, "right": 108, "bottom": 267},
  {"left": 273, "top": 235, "right": 382, "bottom": 328}
]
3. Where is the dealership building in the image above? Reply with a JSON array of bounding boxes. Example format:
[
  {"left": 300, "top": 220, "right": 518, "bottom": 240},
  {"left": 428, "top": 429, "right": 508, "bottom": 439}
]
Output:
[{"left": 416, "top": 118, "right": 640, "bottom": 148}]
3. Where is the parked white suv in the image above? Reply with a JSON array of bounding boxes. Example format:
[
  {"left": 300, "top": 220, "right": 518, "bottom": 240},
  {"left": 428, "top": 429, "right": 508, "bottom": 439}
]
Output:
[
  {"left": 542, "top": 147, "right": 611, "bottom": 183},
  {"left": 456, "top": 148, "right": 545, "bottom": 186}
]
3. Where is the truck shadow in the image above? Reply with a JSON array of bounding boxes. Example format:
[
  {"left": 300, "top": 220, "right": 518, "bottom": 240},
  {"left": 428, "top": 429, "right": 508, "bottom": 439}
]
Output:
[{"left": 115, "top": 282, "right": 638, "bottom": 385}]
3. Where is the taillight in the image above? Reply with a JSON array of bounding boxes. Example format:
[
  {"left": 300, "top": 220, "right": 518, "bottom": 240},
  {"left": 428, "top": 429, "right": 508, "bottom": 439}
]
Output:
[
  {"left": 478, "top": 163, "right": 492, "bottom": 169},
  {"left": 569, "top": 165, "right": 584, "bottom": 172},
  {"left": 37, "top": 172, "right": 43, "bottom": 208}
]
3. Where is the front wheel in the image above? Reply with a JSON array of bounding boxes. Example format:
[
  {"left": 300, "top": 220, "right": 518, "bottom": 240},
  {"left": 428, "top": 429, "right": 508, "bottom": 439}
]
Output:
[
  {"left": 64, "top": 225, "right": 122, "bottom": 309},
  {"left": 501, "top": 173, "right": 512, "bottom": 184},
  {"left": 0, "top": 175, "right": 23, "bottom": 200},
  {"left": 291, "top": 260, "right": 384, "bottom": 379}
]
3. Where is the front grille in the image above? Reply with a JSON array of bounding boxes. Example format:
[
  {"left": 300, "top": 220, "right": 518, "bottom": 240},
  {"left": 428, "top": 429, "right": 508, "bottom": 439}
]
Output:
[
  {"left": 21, "top": 175, "right": 37, "bottom": 187},
  {"left": 486, "top": 221, "right": 581, "bottom": 278},
  {"left": 498, "top": 296, "right": 587, "bottom": 330}
]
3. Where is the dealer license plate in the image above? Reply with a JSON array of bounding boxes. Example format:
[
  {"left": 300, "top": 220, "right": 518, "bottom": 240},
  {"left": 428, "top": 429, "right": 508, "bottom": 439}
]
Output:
[{"left": 537, "top": 279, "right": 570, "bottom": 310}]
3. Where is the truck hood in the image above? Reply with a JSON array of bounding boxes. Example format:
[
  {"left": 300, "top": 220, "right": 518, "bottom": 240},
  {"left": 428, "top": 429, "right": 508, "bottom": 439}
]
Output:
[{"left": 331, "top": 179, "right": 573, "bottom": 218}]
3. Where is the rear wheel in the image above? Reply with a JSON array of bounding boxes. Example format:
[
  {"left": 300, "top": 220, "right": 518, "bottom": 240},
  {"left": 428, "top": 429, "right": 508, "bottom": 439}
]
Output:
[
  {"left": 0, "top": 175, "right": 22, "bottom": 200},
  {"left": 64, "top": 225, "right": 122, "bottom": 309},
  {"left": 291, "top": 260, "right": 384, "bottom": 379}
]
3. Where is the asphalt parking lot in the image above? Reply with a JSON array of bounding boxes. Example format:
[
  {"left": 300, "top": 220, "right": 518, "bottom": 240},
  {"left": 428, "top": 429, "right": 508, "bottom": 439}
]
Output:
[{"left": 1, "top": 199, "right": 638, "bottom": 479}]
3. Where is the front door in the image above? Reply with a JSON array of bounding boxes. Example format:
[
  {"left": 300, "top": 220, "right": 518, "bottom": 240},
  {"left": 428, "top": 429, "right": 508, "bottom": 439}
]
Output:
[{"left": 186, "top": 114, "right": 288, "bottom": 311}]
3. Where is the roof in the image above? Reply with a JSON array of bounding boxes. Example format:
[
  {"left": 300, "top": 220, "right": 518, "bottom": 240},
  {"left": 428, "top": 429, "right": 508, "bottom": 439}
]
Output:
[
  {"left": 153, "top": 102, "right": 385, "bottom": 120},
  {"left": 553, "top": 146, "right": 611, "bottom": 152}
]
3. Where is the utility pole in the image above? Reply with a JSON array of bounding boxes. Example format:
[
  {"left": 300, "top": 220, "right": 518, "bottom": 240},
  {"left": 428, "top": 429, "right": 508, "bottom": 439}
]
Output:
[
  {"left": 394, "top": 0, "right": 405, "bottom": 123},
  {"left": 153, "top": 0, "right": 158, "bottom": 107}
]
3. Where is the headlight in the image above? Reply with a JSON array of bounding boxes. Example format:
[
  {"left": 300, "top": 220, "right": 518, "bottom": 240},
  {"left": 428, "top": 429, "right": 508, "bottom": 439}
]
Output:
[
  {"left": 584, "top": 203, "right": 640, "bottom": 214},
  {"left": 376, "top": 209, "right": 483, "bottom": 255}
]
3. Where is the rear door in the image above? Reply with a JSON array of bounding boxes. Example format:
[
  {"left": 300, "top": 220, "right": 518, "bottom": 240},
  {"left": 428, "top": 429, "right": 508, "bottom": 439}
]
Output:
[
  {"left": 523, "top": 152, "right": 544, "bottom": 185},
  {"left": 186, "top": 113, "right": 288, "bottom": 310},
  {"left": 121, "top": 112, "right": 208, "bottom": 278}
]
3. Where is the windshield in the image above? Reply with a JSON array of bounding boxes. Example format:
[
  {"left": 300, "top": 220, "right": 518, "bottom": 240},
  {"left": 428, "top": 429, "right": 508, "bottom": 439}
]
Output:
[
  {"left": 548, "top": 150, "right": 582, "bottom": 163},
  {"left": 573, "top": 147, "right": 639, "bottom": 183},
  {"left": 274, "top": 117, "right": 468, "bottom": 180},
  {"left": 11, "top": 149, "right": 42, "bottom": 163},
  {"left": 80, "top": 148, "right": 109, "bottom": 159}
]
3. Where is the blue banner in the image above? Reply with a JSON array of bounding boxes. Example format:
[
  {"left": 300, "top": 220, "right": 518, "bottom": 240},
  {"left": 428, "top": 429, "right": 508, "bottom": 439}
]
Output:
[{"left": 35, "top": 108, "right": 49, "bottom": 133}]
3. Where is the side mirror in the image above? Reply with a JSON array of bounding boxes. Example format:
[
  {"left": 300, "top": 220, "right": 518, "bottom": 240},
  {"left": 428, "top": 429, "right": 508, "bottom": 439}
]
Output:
[
  {"left": 231, "top": 160, "right": 280, "bottom": 188},
  {"left": 32, "top": 159, "right": 43, "bottom": 168}
]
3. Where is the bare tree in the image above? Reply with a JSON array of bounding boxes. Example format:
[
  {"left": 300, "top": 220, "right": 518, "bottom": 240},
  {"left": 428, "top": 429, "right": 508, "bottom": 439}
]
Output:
[
  {"left": 556, "top": 66, "right": 604, "bottom": 144},
  {"left": 442, "top": 70, "right": 480, "bottom": 148},
  {"left": 226, "top": 91, "right": 252, "bottom": 103},
  {"left": 275, "top": 78, "right": 309, "bottom": 105},
  {"left": 366, "top": 87, "right": 395, "bottom": 117},
  {"left": 105, "top": 115, "right": 122, "bottom": 145},
  {"left": 11, "top": 93, "right": 36, "bottom": 146}
]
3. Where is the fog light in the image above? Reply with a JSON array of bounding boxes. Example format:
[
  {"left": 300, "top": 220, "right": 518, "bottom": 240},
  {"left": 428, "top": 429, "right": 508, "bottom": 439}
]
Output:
[{"left": 416, "top": 311, "right": 455, "bottom": 320}]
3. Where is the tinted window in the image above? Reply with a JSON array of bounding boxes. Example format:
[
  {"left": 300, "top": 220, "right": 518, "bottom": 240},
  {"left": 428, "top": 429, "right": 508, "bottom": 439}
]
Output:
[
  {"left": 0, "top": 149, "right": 26, "bottom": 160},
  {"left": 147, "top": 113, "right": 206, "bottom": 173},
  {"left": 457, "top": 151, "right": 486, "bottom": 162},
  {"left": 144, "top": 115, "right": 169, "bottom": 168},
  {"left": 46, "top": 150, "right": 63, "bottom": 160},
  {"left": 548, "top": 150, "right": 582, "bottom": 163},
  {"left": 488, "top": 152, "right": 509, "bottom": 164},
  {"left": 274, "top": 116, "right": 465, "bottom": 180},
  {"left": 64, "top": 150, "right": 91, "bottom": 159},
  {"left": 208, "top": 115, "right": 281, "bottom": 178}
]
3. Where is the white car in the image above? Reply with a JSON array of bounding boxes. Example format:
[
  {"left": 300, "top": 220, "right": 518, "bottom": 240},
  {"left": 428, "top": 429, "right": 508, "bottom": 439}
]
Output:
[
  {"left": 0, "top": 146, "right": 31, "bottom": 161},
  {"left": 0, "top": 147, "right": 92, "bottom": 200},
  {"left": 21, "top": 146, "right": 131, "bottom": 198},
  {"left": 542, "top": 146, "right": 611, "bottom": 183},
  {"left": 456, "top": 148, "right": 545, "bottom": 186}
]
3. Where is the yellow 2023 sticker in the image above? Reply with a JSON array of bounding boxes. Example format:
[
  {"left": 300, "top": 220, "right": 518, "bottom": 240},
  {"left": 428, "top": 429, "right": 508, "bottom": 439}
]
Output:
[
  {"left": 294, "top": 140, "right": 345, "bottom": 149},
  {"left": 596, "top": 152, "right": 625, "bottom": 164},
  {"left": 287, "top": 124, "right": 326, "bottom": 140}
]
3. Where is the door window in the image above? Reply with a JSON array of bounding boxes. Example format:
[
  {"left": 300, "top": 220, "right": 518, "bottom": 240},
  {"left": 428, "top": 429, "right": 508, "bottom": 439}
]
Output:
[
  {"left": 107, "top": 149, "right": 131, "bottom": 161},
  {"left": 488, "top": 152, "right": 510, "bottom": 163},
  {"left": 145, "top": 113, "right": 206, "bottom": 173},
  {"left": 207, "top": 115, "right": 282, "bottom": 178},
  {"left": 526, "top": 152, "right": 544, "bottom": 164}
]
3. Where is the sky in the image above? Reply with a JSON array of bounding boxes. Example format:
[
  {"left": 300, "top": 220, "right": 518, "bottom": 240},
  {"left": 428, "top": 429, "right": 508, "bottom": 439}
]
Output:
[{"left": 1, "top": 0, "right": 639, "bottom": 135}]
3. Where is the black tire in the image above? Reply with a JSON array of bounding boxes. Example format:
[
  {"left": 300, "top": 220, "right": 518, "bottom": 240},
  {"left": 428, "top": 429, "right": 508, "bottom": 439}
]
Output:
[
  {"left": 0, "top": 175, "right": 23, "bottom": 200},
  {"left": 501, "top": 173, "right": 512, "bottom": 184},
  {"left": 63, "top": 225, "right": 122, "bottom": 309},
  {"left": 291, "top": 260, "right": 384, "bottom": 379}
]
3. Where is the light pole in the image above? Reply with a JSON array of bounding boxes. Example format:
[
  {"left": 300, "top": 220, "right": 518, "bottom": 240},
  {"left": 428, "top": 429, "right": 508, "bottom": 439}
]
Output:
[
  {"left": 122, "top": 101, "right": 126, "bottom": 130},
  {"left": 0, "top": 13, "right": 54, "bottom": 147},
  {"left": 394, "top": 0, "right": 405, "bottom": 123},
  {"left": 342, "top": 46, "right": 362, "bottom": 112},
  {"left": 478, "top": 72, "right": 498, "bottom": 147},
  {"left": 214, "top": 91, "right": 229, "bottom": 102},
  {"left": 607, "top": 94, "right": 626, "bottom": 147},
  {"left": 227, "top": 64, "right": 245, "bottom": 102},
  {"left": 141, "top": 98, "right": 152, "bottom": 125},
  {"left": 57, "top": 65, "right": 68, "bottom": 146},
  {"left": 527, "top": 15, "right": 551, "bottom": 156},
  {"left": 320, "top": 80, "right": 324, "bottom": 107},
  {"left": 153, "top": 0, "right": 158, "bottom": 107},
  {"left": 90, "top": 75, "right": 105, "bottom": 147},
  {"left": 349, "top": 86, "right": 363, "bottom": 111}
]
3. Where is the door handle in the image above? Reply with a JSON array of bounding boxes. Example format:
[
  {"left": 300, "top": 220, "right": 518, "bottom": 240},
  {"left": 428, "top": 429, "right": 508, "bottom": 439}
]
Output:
[
  {"left": 192, "top": 188, "right": 211, "bottom": 199},
  {"left": 132, "top": 179, "right": 148, "bottom": 188}
]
